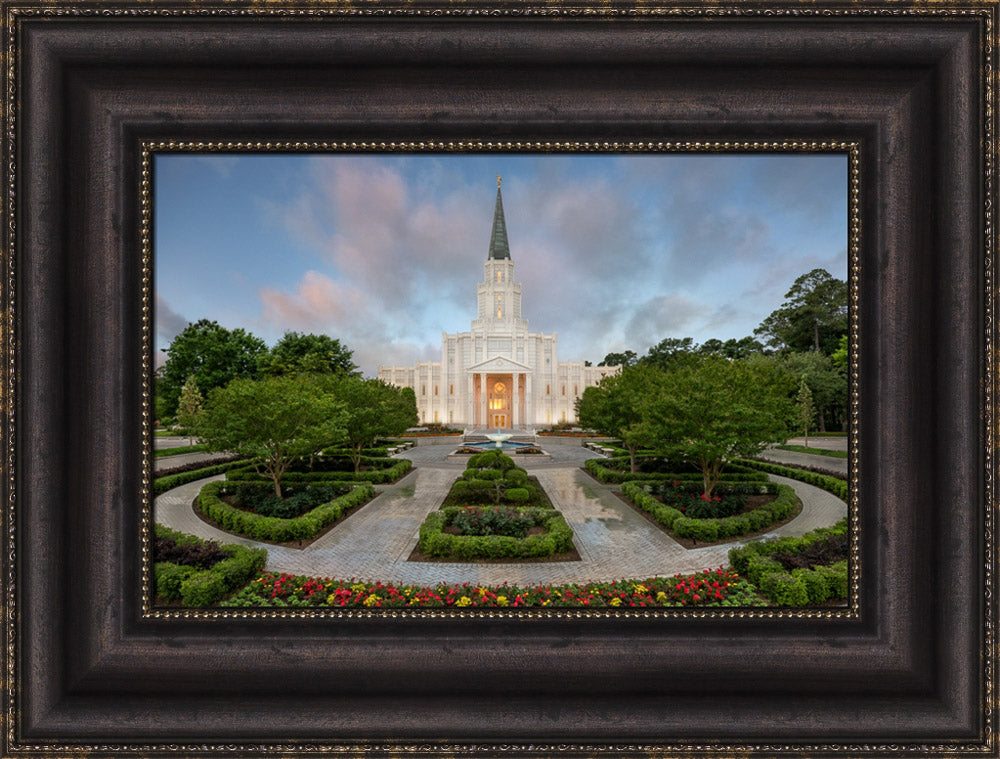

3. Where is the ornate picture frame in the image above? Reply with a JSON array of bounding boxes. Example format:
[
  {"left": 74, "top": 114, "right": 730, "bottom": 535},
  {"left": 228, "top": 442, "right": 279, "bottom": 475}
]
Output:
[{"left": 3, "top": 2, "right": 995, "bottom": 755}]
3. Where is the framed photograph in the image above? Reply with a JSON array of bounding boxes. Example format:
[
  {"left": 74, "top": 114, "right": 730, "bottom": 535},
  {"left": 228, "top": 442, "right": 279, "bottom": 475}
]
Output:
[{"left": 3, "top": 1, "right": 994, "bottom": 755}]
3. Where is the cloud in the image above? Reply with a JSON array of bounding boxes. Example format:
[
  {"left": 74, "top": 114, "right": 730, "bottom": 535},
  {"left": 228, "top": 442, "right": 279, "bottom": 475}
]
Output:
[
  {"left": 622, "top": 294, "right": 706, "bottom": 352},
  {"left": 155, "top": 292, "right": 189, "bottom": 349}
]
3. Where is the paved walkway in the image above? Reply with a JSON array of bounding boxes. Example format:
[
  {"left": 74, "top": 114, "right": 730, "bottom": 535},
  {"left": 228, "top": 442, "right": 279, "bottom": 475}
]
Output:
[{"left": 154, "top": 441, "right": 847, "bottom": 586}]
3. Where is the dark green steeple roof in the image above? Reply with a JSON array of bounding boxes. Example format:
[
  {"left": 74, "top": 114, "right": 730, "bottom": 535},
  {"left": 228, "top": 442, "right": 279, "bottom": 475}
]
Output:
[{"left": 487, "top": 178, "right": 511, "bottom": 260}]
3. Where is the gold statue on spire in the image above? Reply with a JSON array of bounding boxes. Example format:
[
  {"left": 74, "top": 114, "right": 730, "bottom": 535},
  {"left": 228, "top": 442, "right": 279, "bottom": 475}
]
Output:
[{"left": 497, "top": 175, "right": 501, "bottom": 189}]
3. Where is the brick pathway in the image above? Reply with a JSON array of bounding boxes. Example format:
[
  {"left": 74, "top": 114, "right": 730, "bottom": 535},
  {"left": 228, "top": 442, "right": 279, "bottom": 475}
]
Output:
[{"left": 154, "top": 441, "right": 848, "bottom": 586}]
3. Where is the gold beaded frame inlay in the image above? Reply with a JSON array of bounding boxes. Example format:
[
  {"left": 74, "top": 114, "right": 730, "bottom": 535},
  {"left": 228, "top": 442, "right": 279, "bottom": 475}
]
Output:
[{"left": 140, "top": 139, "right": 862, "bottom": 622}]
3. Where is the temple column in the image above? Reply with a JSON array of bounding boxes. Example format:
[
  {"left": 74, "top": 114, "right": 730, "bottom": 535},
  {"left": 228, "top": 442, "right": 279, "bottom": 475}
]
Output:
[
  {"left": 525, "top": 373, "right": 532, "bottom": 428},
  {"left": 511, "top": 372, "right": 519, "bottom": 430},
  {"left": 467, "top": 373, "right": 475, "bottom": 428},
  {"left": 480, "top": 374, "right": 488, "bottom": 429}
]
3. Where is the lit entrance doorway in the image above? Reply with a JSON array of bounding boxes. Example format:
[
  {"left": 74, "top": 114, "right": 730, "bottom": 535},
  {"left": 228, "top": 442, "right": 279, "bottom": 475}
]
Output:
[{"left": 488, "top": 378, "right": 510, "bottom": 429}]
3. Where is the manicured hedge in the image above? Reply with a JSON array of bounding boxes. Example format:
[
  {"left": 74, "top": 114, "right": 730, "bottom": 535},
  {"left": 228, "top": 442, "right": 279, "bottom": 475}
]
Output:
[
  {"left": 728, "top": 520, "right": 849, "bottom": 606},
  {"left": 621, "top": 481, "right": 798, "bottom": 542},
  {"left": 735, "top": 458, "right": 848, "bottom": 501},
  {"left": 153, "top": 459, "right": 254, "bottom": 496},
  {"left": 418, "top": 507, "right": 574, "bottom": 560},
  {"left": 585, "top": 457, "right": 768, "bottom": 485},
  {"left": 154, "top": 443, "right": 209, "bottom": 458},
  {"left": 225, "top": 457, "right": 411, "bottom": 485},
  {"left": 153, "top": 524, "right": 267, "bottom": 607},
  {"left": 197, "top": 480, "right": 375, "bottom": 542}
]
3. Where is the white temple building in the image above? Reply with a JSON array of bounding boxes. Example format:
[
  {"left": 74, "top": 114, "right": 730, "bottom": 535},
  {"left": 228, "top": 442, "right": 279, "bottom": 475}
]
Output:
[{"left": 378, "top": 179, "right": 620, "bottom": 431}]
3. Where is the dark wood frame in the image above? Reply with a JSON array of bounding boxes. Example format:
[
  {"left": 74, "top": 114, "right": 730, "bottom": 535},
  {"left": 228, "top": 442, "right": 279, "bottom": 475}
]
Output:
[{"left": 4, "top": 2, "right": 995, "bottom": 755}]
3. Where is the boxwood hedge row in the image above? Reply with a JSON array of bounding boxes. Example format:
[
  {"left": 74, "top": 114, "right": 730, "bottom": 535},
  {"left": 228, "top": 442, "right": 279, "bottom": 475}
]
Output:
[
  {"left": 728, "top": 520, "right": 849, "bottom": 606},
  {"left": 225, "top": 457, "right": 411, "bottom": 485},
  {"left": 735, "top": 458, "right": 848, "bottom": 501},
  {"left": 621, "top": 481, "right": 798, "bottom": 543},
  {"left": 585, "top": 457, "right": 768, "bottom": 485},
  {"left": 153, "top": 524, "right": 267, "bottom": 607},
  {"left": 418, "top": 507, "right": 574, "bottom": 560},
  {"left": 197, "top": 480, "right": 375, "bottom": 542},
  {"left": 153, "top": 459, "right": 254, "bottom": 496}
]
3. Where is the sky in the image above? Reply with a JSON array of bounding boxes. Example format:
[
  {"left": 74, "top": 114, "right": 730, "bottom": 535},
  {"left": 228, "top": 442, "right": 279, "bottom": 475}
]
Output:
[{"left": 154, "top": 153, "right": 848, "bottom": 377}]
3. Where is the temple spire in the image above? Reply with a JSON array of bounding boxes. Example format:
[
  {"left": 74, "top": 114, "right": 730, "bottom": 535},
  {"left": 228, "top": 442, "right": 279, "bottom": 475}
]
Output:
[{"left": 487, "top": 179, "right": 511, "bottom": 260}]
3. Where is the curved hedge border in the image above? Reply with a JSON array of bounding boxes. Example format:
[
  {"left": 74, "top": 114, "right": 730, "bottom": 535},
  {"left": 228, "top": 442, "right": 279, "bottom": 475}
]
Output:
[
  {"left": 153, "top": 524, "right": 267, "bottom": 607},
  {"left": 418, "top": 507, "right": 574, "bottom": 560},
  {"left": 621, "top": 481, "right": 798, "bottom": 543},
  {"left": 585, "top": 456, "right": 768, "bottom": 485},
  {"left": 727, "top": 520, "right": 849, "bottom": 606},
  {"left": 197, "top": 480, "right": 375, "bottom": 542},
  {"left": 226, "top": 456, "right": 412, "bottom": 485},
  {"left": 735, "top": 458, "right": 848, "bottom": 501},
  {"left": 154, "top": 459, "right": 254, "bottom": 496}
]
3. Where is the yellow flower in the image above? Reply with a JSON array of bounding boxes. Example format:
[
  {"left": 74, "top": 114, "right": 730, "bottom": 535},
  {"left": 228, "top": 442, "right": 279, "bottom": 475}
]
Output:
[
  {"left": 496, "top": 596, "right": 509, "bottom": 607},
  {"left": 455, "top": 596, "right": 472, "bottom": 607},
  {"left": 541, "top": 599, "right": 550, "bottom": 606},
  {"left": 609, "top": 597, "right": 622, "bottom": 607},
  {"left": 326, "top": 594, "right": 337, "bottom": 605},
  {"left": 363, "top": 593, "right": 380, "bottom": 607},
  {"left": 632, "top": 584, "right": 648, "bottom": 593},
  {"left": 350, "top": 583, "right": 367, "bottom": 593},
  {"left": 656, "top": 591, "right": 668, "bottom": 603}
]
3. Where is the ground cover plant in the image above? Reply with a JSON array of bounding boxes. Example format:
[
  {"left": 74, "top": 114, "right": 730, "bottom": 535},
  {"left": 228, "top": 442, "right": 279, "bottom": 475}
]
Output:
[
  {"left": 153, "top": 525, "right": 267, "bottom": 606},
  {"left": 153, "top": 443, "right": 208, "bottom": 458},
  {"left": 220, "top": 567, "right": 767, "bottom": 608},
  {"left": 621, "top": 480, "right": 798, "bottom": 544},
  {"left": 196, "top": 480, "right": 375, "bottom": 543},
  {"left": 774, "top": 444, "right": 847, "bottom": 459},
  {"left": 728, "top": 519, "right": 849, "bottom": 606}
]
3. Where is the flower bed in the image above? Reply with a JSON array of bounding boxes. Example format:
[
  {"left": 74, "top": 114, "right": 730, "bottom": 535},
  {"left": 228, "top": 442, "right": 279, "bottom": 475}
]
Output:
[
  {"left": 220, "top": 566, "right": 767, "bottom": 608},
  {"left": 728, "top": 520, "right": 849, "bottom": 606},
  {"left": 585, "top": 456, "right": 768, "bottom": 485},
  {"left": 417, "top": 506, "right": 574, "bottom": 560},
  {"left": 225, "top": 456, "right": 411, "bottom": 485},
  {"left": 196, "top": 480, "right": 375, "bottom": 542},
  {"left": 153, "top": 525, "right": 267, "bottom": 607},
  {"left": 621, "top": 480, "right": 798, "bottom": 543}
]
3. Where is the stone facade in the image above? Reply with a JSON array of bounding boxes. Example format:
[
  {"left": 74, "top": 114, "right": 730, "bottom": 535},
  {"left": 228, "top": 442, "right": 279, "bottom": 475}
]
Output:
[{"left": 377, "top": 181, "right": 619, "bottom": 431}]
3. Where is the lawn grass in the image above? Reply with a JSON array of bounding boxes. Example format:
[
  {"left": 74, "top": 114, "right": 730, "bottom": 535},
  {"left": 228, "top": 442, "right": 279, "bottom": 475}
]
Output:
[{"left": 775, "top": 444, "right": 847, "bottom": 459}]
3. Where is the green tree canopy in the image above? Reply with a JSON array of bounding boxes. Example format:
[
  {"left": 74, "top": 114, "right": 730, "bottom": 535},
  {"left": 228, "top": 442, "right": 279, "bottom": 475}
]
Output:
[
  {"left": 754, "top": 268, "right": 848, "bottom": 355},
  {"left": 176, "top": 376, "right": 204, "bottom": 444},
  {"left": 259, "top": 331, "right": 358, "bottom": 377},
  {"left": 577, "top": 365, "right": 664, "bottom": 473},
  {"left": 315, "top": 376, "right": 418, "bottom": 473},
  {"left": 645, "top": 357, "right": 795, "bottom": 496},
  {"left": 159, "top": 319, "right": 267, "bottom": 416},
  {"left": 198, "top": 374, "right": 347, "bottom": 497},
  {"left": 639, "top": 337, "right": 699, "bottom": 369},
  {"left": 598, "top": 350, "right": 638, "bottom": 368},
  {"left": 781, "top": 350, "right": 847, "bottom": 432}
]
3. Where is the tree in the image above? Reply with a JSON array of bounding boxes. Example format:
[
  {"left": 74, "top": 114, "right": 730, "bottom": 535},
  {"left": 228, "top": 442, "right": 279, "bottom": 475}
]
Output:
[
  {"left": 754, "top": 269, "right": 848, "bottom": 355},
  {"left": 158, "top": 319, "right": 267, "bottom": 416},
  {"left": 259, "top": 331, "right": 358, "bottom": 377},
  {"left": 176, "top": 376, "right": 203, "bottom": 444},
  {"left": 796, "top": 375, "right": 814, "bottom": 446},
  {"left": 577, "top": 365, "right": 664, "bottom": 473},
  {"left": 645, "top": 357, "right": 795, "bottom": 497},
  {"left": 598, "top": 350, "right": 638, "bottom": 368},
  {"left": 198, "top": 375, "right": 347, "bottom": 497},
  {"left": 781, "top": 350, "right": 847, "bottom": 432},
  {"left": 640, "top": 337, "right": 698, "bottom": 369},
  {"left": 316, "top": 376, "right": 418, "bottom": 473},
  {"left": 831, "top": 333, "right": 849, "bottom": 371}
]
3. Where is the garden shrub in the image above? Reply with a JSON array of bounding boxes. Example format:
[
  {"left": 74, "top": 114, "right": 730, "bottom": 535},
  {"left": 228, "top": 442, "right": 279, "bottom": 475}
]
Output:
[
  {"left": 451, "top": 506, "right": 536, "bottom": 538},
  {"left": 585, "top": 457, "right": 767, "bottom": 485},
  {"left": 154, "top": 459, "right": 253, "bottom": 496},
  {"left": 225, "top": 457, "right": 411, "bottom": 486},
  {"left": 505, "top": 488, "right": 530, "bottom": 503},
  {"left": 152, "top": 524, "right": 267, "bottom": 607},
  {"left": 735, "top": 458, "right": 848, "bottom": 501},
  {"left": 197, "top": 480, "right": 375, "bottom": 542},
  {"left": 418, "top": 507, "right": 573, "bottom": 560},
  {"left": 622, "top": 481, "right": 797, "bottom": 543},
  {"left": 155, "top": 562, "right": 196, "bottom": 602},
  {"left": 727, "top": 520, "right": 850, "bottom": 606}
]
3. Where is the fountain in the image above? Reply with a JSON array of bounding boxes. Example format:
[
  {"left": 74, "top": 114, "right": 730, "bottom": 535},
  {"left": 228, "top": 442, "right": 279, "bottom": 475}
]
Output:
[{"left": 485, "top": 430, "right": 513, "bottom": 449}]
